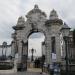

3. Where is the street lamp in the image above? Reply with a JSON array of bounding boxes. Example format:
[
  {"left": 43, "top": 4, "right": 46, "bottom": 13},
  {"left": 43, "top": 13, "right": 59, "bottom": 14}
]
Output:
[
  {"left": 63, "top": 36, "right": 69, "bottom": 74},
  {"left": 60, "top": 23, "right": 70, "bottom": 75},
  {"left": 31, "top": 48, "right": 35, "bottom": 61}
]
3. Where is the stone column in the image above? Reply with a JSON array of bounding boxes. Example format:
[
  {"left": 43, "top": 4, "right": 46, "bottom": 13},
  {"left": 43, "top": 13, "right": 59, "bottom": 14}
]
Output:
[
  {"left": 56, "top": 34, "right": 61, "bottom": 62},
  {"left": 44, "top": 30, "right": 52, "bottom": 65},
  {"left": 17, "top": 40, "right": 22, "bottom": 63},
  {"left": 11, "top": 41, "right": 16, "bottom": 58},
  {"left": 45, "top": 39, "right": 51, "bottom": 65},
  {"left": 22, "top": 41, "right": 28, "bottom": 70}
]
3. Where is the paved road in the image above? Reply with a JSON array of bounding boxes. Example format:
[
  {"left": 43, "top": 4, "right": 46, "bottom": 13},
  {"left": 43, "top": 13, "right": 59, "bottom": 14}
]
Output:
[{"left": 0, "top": 72, "right": 49, "bottom": 75}]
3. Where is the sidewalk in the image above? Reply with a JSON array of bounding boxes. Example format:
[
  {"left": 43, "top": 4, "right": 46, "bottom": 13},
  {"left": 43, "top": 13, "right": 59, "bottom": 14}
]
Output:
[
  {"left": 27, "top": 68, "right": 42, "bottom": 72},
  {"left": 27, "top": 68, "right": 49, "bottom": 75}
]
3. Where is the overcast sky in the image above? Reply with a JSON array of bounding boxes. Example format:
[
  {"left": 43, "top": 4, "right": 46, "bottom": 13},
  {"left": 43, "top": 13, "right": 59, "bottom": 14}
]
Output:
[
  {"left": 28, "top": 37, "right": 44, "bottom": 57},
  {"left": 0, "top": 0, "right": 75, "bottom": 44}
]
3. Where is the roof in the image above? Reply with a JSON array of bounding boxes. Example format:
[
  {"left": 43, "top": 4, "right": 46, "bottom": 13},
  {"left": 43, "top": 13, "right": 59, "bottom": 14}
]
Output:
[{"left": 61, "top": 22, "right": 70, "bottom": 29}]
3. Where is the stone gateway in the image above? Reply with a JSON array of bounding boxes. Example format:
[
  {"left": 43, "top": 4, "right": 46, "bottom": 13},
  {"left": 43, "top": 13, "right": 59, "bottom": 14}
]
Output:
[{"left": 11, "top": 5, "right": 70, "bottom": 71}]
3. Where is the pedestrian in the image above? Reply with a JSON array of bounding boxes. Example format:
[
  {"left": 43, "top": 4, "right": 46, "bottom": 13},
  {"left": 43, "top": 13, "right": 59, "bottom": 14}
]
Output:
[{"left": 49, "top": 64, "right": 54, "bottom": 75}]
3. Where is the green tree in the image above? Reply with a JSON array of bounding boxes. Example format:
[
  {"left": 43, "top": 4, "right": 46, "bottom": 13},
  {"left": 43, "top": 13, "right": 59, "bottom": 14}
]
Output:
[{"left": 73, "top": 29, "right": 75, "bottom": 46}]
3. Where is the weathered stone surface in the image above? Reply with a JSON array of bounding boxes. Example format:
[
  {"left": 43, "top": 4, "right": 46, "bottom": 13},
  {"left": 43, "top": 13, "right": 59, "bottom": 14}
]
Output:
[{"left": 12, "top": 5, "right": 70, "bottom": 70}]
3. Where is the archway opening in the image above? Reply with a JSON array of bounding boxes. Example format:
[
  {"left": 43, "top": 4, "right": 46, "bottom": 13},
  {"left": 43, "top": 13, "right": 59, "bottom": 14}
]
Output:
[{"left": 27, "top": 32, "right": 45, "bottom": 70}]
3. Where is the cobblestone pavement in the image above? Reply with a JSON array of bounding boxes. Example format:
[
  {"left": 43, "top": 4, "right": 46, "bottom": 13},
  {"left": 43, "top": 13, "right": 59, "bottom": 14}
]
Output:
[{"left": 0, "top": 72, "right": 49, "bottom": 75}]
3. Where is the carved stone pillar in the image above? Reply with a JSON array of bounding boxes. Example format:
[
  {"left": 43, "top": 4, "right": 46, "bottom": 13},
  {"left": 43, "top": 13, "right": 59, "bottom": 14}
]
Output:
[
  {"left": 45, "top": 40, "right": 51, "bottom": 65},
  {"left": 21, "top": 41, "right": 28, "bottom": 70},
  {"left": 17, "top": 40, "right": 22, "bottom": 63}
]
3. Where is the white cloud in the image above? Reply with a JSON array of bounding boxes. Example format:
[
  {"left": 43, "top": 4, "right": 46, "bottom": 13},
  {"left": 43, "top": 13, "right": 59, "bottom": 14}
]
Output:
[
  {"left": 0, "top": 0, "right": 21, "bottom": 44},
  {"left": 0, "top": 0, "right": 75, "bottom": 44}
]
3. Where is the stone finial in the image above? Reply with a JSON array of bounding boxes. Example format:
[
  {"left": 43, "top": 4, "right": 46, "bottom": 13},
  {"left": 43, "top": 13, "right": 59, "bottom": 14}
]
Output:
[
  {"left": 26, "top": 4, "right": 46, "bottom": 18},
  {"left": 64, "top": 22, "right": 67, "bottom": 26},
  {"left": 17, "top": 16, "right": 25, "bottom": 25},
  {"left": 63, "top": 22, "right": 70, "bottom": 29},
  {"left": 50, "top": 9, "right": 58, "bottom": 20},
  {"left": 18, "top": 16, "right": 25, "bottom": 22},
  {"left": 34, "top": 4, "right": 39, "bottom": 9},
  {"left": 13, "top": 16, "right": 25, "bottom": 30}
]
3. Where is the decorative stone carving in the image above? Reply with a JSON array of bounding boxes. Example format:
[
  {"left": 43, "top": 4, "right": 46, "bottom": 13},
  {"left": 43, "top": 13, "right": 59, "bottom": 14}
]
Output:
[
  {"left": 45, "top": 9, "right": 63, "bottom": 26},
  {"left": 26, "top": 4, "right": 47, "bottom": 19},
  {"left": 13, "top": 16, "right": 25, "bottom": 30},
  {"left": 17, "top": 16, "right": 25, "bottom": 26},
  {"left": 50, "top": 9, "right": 58, "bottom": 20},
  {"left": 12, "top": 5, "right": 71, "bottom": 71}
]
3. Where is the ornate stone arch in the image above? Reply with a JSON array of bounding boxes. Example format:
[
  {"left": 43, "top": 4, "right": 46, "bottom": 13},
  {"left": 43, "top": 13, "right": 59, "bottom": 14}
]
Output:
[
  {"left": 11, "top": 5, "right": 71, "bottom": 71},
  {"left": 26, "top": 29, "right": 47, "bottom": 41}
]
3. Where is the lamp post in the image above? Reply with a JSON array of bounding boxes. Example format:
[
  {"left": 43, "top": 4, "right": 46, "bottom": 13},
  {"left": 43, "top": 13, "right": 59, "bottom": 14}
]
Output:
[
  {"left": 63, "top": 36, "right": 69, "bottom": 75},
  {"left": 31, "top": 48, "right": 35, "bottom": 61}
]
